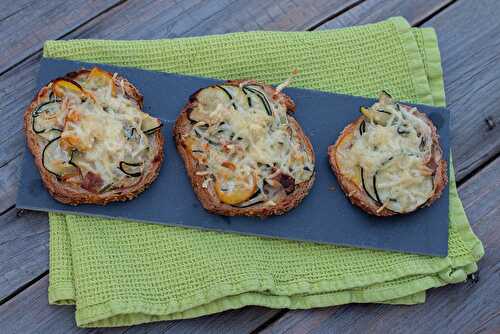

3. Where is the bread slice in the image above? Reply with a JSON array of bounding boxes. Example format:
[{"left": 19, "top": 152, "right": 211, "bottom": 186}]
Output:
[
  {"left": 174, "top": 80, "right": 315, "bottom": 217},
  {"left": 24, "top": 67, "right": 164, "bottom": 205},
  {"left": 328, "top": 92, "right": 447, "bottom": 216}
]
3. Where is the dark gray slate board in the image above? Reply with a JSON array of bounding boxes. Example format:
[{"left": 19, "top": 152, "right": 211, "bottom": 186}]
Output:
[{"left": 16, "top": 58, "right": 450, "bottom": 256}]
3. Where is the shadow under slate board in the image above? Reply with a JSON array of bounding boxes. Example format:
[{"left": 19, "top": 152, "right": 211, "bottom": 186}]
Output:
[{"left": 17, "top": 58, "right": 450, "bottom": 256}]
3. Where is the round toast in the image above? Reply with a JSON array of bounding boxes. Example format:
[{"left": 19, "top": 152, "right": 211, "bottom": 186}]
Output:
[
  {"left": 328, "top": 92, "right": 447, "bottom": 216},
  {"left": 174, "top": 80, "right": 315, "bottom": 217},
  {"left": 24, "top": 67, "right": 164, "bottom": 205}
]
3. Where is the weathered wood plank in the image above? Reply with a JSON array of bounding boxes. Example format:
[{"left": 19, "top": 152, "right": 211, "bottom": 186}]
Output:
[
  {"left": 0, "top": 0, "right": 34, "bottom": 21},
  {"left": 318, "top": 0, "right": 454, "bottom": 29},
  {"left": 0, "top": 276, "right": 113, "bottom": 334},
  {"left": 422, "top": 0, "right": 500, "bottom": 179},
  {"left": 69, "top": 0, "right": 358, "bottom": 39},
  {"left": 0, "top": 0, "right": 363, "bottom": 327},
  {"left": 0, "top": 275, "right": 280, "bottom": 333},
  {"left": 0, "top": 157, "right": 20, "bottom": 214},
  {"left": 0, "top": 0, "right": 122, "bottom": 74},
  {"left": 260, "top": 157, "right": 500, "bottom": 334},
  {"left": 0, "top": 209, "right": 49, "bottom": 302}
]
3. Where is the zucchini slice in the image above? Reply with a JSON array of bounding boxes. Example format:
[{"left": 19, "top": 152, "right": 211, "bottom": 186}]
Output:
[
  {"left": 141, "top": 114, "right": 163, "bottom": 135},
  {"left": 118, "top": 161, "right": 143, "bottom": 177},
  {"left": 359, "top": 120, "right": 366, "bottom": 136},
  {"left": 216, "top": 85, "right": 233, "bottom": 100},
  {"left": 373, "top": 157, "right": 434, "bottom": 213},
  {"left": 124, "top": 126, "right": 138, "bottom": 140},
  {"left": 360, "top": 106, "right": 392, "bottom": 126},
  {"left": 215, "top": 85, "right": 238, "bottom": 110},
  {"left": 242, "top": 85, "right": 272, "bottom": 116},
  {"left": 360, "top": 167, "right": 380, "bottom": 204},
  {"left": 379, "top": 90, "right": 393, "bottom": 105},
  {"left": 42, "top": 137, "right": 78, "bottom": 178},
  {"left": 32, "top": 100, "right": 63, "bottom": 136},
  {"left": 188, "top": 86, "right": 233, "bottom": 123}
]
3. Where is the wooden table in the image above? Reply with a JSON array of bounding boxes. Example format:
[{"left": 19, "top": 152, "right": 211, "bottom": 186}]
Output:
[{"left": 0, "top": 1, "right": 498, "bottom": 333}]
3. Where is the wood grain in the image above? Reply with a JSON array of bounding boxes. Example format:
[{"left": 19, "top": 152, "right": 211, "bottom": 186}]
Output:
[
  {"left": 423, "top": 0, "right": 500, "bottom": 179},
  {"left": 0, "top": 0, "right": 122, "bottom": 74},
  {"left": 68, "top": 0, "right": 359, "bottom": 39},
  {"left": 318, "top": 0, "right": 455, "bottom": 29},
  {"left": 0, "top": 209, "right": 49, "bottom": 302},
  {"left": 0, "top": 157, "right": 20, "bottom": 214},
  {"left": 260, "top": 158, "right": 500, "bottom": 334},
  {"left": 0, "top": 275, "right": 281, "bottom": 334}
]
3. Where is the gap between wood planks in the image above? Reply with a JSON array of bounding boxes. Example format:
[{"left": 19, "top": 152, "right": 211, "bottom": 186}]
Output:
[
  {"left": 0, "top": 271, "right": 48, "bottom": 306},
  {"left": 457, "top": 151, "right": 500, "bottom": 188}
]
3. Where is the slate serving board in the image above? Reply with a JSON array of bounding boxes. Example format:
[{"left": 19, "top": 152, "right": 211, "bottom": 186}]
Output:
[{"left": 16, "top": 58, "right": 450, "bottom": 256}]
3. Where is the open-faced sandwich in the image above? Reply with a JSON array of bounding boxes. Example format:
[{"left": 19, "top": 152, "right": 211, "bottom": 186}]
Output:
[
  {"left": 328, "top": 91, "right": 447, "bottom": 216},
  {"left": 24, "top": 67, "right": 164, "bottom": 205},
  {"left": 174, "top": 80, "right": 315, "bottom": 217}
]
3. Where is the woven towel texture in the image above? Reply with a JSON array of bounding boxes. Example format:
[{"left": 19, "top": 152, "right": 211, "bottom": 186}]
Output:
[{"left": 44, "top": 17, "right": 483, "bottom": 328}]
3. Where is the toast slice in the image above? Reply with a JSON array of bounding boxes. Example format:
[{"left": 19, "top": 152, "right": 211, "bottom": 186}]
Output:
[
  {"left": 174, "top": 80, "right": 315, "bottom": 217},
  {"left": 24, "top": 67, "right": 164, "bottom": 205},
  {"left": 328, "top": 92, "right": 447, "bottom": 216}
]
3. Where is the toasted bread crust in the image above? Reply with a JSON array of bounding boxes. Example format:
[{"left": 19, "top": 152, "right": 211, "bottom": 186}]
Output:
[
  {"left": 174, "top": 80, "right": 315, "bottom": 217},
  {"left": 24, "top": 69, "right": 164, "bottom": 205},
  {"left": 328, "top": 104, "right": 447, "bottom": 216}
]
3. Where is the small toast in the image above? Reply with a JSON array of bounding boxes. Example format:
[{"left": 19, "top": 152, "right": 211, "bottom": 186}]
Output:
[
  {"left": 328, "top": 92, "right": 447, "bottom": 216},
  {"left": 174, "top": 80, "right": 315, "bottom": 217},
  {"left": 24, "top": 67, "right": 164, "bottom": 205}
]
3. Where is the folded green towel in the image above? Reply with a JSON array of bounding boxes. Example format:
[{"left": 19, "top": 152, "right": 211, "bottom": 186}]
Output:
[{"left": 44, "top": 17, "right": 483, "bottom": 328}]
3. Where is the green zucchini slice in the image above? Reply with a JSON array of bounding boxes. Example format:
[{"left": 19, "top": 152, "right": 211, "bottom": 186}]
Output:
[
  {"left": 379, "top": 90, "right": 393, "bottom": 105},
  {"left": 141, "top": 114, "right": 163, "bottom": 135},
  {"left": 359, "top": 120, "right": 366, "bottom": 136},
  {"left": 42, "top": 137, "right": 78, "bottom": 178},
  {"left": 360, "top": 166, "right": 380, "bottom": 204},
  {"left": 188, "top": 86, "right": 233, "bottom": 123},
  {"left": 118, "top": 161, "right": 143, "bottom": 177},
  {"left": 243, "top": 85, "right": 272, "bottom": 116},
  {"left": 359, "top": 106, "right": 392, "bottom": 126},
  {"left": 32, "top": 100, "right": 63, "bottom": 136}
]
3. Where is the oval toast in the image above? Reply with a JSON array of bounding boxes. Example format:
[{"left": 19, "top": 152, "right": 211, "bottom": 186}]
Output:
[
  {"left": 174, "top": 80, "right": 315, "bottom": 217},
  {"left": 328, "top": 91, "right": 447, "bottom": 216},
  {"left": 24, "top": 67, "right": 164, "bottom": 205}
]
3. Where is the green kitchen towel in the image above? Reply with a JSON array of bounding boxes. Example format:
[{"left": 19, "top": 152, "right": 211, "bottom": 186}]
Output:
[{"left": 44, "top": 17, "right": 483, "bottom": 328}]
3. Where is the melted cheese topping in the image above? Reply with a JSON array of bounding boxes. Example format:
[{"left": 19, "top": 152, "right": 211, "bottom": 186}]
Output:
[
  {"left": 32, "top": 68, "right": 161, "bottom": 192},
  {"left": 336, "top": 96, "right": 434, "bottom": 213},
  {"left": 184, "top": 84, "right": 314, "bottom": 207}
]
